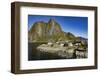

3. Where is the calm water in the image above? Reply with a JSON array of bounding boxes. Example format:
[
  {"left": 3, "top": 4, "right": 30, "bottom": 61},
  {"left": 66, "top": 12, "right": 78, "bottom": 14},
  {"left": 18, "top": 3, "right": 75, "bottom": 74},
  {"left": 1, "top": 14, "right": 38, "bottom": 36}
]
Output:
[{"left": 28, "top": 42, "right": 66, "bottom": 61}]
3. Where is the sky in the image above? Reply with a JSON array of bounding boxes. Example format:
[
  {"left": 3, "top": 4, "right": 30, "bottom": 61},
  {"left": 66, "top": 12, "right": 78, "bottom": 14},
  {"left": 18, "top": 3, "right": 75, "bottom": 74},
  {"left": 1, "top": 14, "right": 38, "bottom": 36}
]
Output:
[{"left": 28, "top": 15, "right": 88, "bottom": 38}]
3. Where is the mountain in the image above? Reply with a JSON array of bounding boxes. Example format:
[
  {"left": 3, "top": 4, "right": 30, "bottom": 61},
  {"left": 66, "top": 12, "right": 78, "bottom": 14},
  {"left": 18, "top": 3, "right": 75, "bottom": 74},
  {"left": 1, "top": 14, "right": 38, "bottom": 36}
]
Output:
[
  {"left": 28, "top": 19, "right": 77, "bottom": 42},
  {"left": 76, "top": 37, "right": 88, "bottom": 42}
]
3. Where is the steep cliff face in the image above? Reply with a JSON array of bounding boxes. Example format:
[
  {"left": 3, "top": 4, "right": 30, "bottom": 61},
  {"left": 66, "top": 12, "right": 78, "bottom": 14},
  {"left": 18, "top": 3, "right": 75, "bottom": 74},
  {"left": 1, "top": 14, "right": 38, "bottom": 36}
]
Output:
[
  {"left": 28, "top": 21, "right": 47, "bottom": 41},
  {"left": 28, "top": 19, "right": 75, "bottom": 42},
  {"left": 46, "top": 19, "right": 62, "bottom": 35},
  {"left": 45, "top": 19, "right": 64, "bottom": 42}
]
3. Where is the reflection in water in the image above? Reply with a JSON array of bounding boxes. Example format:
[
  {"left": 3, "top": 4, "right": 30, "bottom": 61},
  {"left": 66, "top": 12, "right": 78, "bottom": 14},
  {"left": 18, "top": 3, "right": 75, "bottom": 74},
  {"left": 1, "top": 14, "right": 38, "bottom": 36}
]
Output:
[
  {"left": 28, "top": 42, "right": 67, "bottom": 61},
  {"left": 28, "top": 42, "right": 87, "bottom": 61}
]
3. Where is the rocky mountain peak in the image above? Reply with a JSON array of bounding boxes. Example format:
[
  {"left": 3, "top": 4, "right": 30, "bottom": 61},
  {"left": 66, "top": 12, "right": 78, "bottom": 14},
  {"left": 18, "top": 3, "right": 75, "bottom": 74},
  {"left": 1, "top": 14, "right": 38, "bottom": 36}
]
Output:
[
  {"left": 48, "top": 18, "right": 56, "bottom": 23},
  {"left": 28, "top": 19, "right": 76, "bottom": 42}
]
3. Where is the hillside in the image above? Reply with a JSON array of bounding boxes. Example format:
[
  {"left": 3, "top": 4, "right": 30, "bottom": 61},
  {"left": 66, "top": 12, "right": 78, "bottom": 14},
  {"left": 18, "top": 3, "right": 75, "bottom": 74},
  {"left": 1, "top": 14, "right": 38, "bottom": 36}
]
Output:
[{"left": 28, "top": 19, "right": 81, "bottom": 42}]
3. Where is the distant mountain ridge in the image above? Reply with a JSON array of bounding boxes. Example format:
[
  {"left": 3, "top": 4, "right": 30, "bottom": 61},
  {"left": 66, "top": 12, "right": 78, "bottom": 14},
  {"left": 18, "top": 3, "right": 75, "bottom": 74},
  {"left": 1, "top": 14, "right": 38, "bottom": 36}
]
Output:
[
  {"left": 76, "top": 37, "right": 88, "bottom": 42},
  {"left": 28, "top": 19, "right": 86, "bottom": 42}
]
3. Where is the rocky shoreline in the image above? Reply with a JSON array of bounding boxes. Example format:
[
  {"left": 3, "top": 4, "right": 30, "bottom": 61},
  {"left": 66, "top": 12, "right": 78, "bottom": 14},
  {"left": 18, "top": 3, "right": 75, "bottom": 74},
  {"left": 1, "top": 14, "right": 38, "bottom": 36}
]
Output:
[{"left": 36, "top": 41, "right": 87, "bottom": 59}]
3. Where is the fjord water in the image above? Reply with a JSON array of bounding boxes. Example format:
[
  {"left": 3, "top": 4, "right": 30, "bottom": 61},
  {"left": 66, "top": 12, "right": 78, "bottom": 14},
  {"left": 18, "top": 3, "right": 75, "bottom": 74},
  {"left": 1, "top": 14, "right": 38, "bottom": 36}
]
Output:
[{"left": 28, "top": 42, "right": 67, "bottom": 61}]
